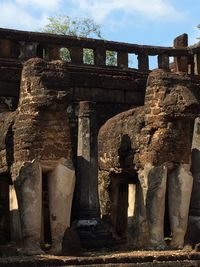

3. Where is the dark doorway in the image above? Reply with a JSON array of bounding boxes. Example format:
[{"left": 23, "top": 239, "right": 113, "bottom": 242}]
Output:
[{"left": 42, "top": 173, "right": 51, "bottom": 246}]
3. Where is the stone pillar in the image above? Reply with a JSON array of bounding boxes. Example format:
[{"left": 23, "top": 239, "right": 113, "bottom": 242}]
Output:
[
  {"left": 0, "top": 39, "right": 12, "bottom": 58},
  {"left": 186, "top": 117, "right": 200, "bottom": 245},
  {"left": 173, "top": 34, "right": 188, "bottom": 73},
  {"left": 70, "top": 46, "right": 83, "bottom": 64},
  {"left": 117, "top": 52, "right": 128, "bottom": 68},
  {"left": 138, "top": 54, "right": 149, "bottom": 71},
  {"left": 73, "top": 101, "right": 112, "bottom": 248},
  {"left": 168, "top": 163, "right": 193, "bottom": 249},
  {"left": 127, "top": 183, "right": 136, "bottom": 244},
  {"left": 94, "top": 47, "right": 106, "bottom": 66},
  {"left": 9, "top": 185, "right": 22, "bottom": 243},
  {"left": 194, "top": 54, "right": 200, "bottom": 75},
  {"left": 158, "top": 54, "right": 169, "bottom": 70},
  {"left": 47, "top": 45, "right": 60, "bottom": 60},
  {"left": 127, "top": 184, "right": 136, "bottom": 225},
  {"left": 19, "top": 42, "right": 38, "bottom": 60},
  {"left": 0, "top": 175, "right": 10, "bottom": 244}
]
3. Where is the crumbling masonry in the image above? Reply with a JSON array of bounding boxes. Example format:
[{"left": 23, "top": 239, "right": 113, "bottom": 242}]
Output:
[{"left": 0, "top": 28, "right": 200, "bottom": 254}]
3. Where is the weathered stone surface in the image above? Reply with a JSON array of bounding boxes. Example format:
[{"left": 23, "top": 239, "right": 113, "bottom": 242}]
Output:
[
  {"left": 74, "top": 101, "right": 112, "bottom": 249},
  {"left": 48, "top": 158, "right": 76, "bottom": 255},
  {"left": 14, "top": 160, "right": 43, "bottom": 255},
  {"left": 98, "top": 69, "right": 200, "bottom": 248},
  {"left": 0, "top": 112, "right": 15, "bottom": 173},
  {"left": 0, "top": 175, "right": 10, "bottom": 245},
  {"left": 62, "top": 227, "right": 82, "bottom": 256},
  {"left": 0, "top": 58, "right": 76, "bottom": 255},
  {"left": 11, "top": 58, "right": 73, "bottom": 179},
  {"left": 9, "top": 184, "right": 22, "bottom": 243},
  {"left": 168, "top": 163, "right": 193, "bottom": 249},
  {"left": 174, "top": 34, "right": 188, "bottom": 73},
  {"left": 99, "top": 69, "right": 199, "bottom": 173},
  {"left": 76, "top": 101, "right": 100, "bottom": 219},
  {"left": 186, "top": 117, "right": 200, "bottom": 246}
]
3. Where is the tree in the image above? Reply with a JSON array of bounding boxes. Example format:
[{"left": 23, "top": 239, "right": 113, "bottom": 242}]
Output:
[
  {"left": 42, "top": 15, "right": 117, "bottom": 65},
  {"left": 197, "top": 24, "right": 200, "bottom": 40}
]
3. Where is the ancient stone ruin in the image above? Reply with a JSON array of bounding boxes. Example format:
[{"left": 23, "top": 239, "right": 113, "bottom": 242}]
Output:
[{"left": 0, "top": 28, "right": 200, "bottom": 260}]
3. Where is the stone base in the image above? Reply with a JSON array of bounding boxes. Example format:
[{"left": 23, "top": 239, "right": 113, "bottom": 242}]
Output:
[
  {"left": 73, "top": 219, "right": 113, "bottom": 249},
  {"left": 185, "top": 215, "right": 200, "bottom": 246}
]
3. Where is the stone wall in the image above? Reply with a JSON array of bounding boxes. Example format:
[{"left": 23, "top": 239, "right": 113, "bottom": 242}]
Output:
[
  {"left": 0, "top": 58, "right": 147, "bottom": 162},
  {"left": 1, "top": 28, "right": 200, "bottom": 249},
  {"left": 98, "top": 69, "right": 200, "bottom": 246}
]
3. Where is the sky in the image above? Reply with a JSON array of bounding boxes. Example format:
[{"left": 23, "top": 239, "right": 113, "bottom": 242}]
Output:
[{"left": 0, "top": 0, "right": 200, "bottom": 47}]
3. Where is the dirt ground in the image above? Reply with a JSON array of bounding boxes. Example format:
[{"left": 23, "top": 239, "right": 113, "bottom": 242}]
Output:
[{"left": 1, "top": 248, "right": 200, "bottom": 267}]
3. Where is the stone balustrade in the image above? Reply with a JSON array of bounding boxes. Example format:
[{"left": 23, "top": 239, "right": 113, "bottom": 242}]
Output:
[{"left": 0, "top": 28, "right": 200, "bottom": 74}]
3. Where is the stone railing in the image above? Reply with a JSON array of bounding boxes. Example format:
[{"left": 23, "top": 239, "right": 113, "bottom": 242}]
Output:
[{"left": 0, "top": 28, "right": 200, "bottom": 74}]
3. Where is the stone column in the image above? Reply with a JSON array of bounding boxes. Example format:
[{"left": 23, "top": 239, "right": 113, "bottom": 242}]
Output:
[
  {"left": 70, "top": 46, "right": 83, "bottom": 64},
  {"left": 73, "top": 101, "right": 112, "bottom": 248},
  {"left": 158, "top": 54, "right": 169, "bottom": 70},
  {"left": 47, "top": 45, "right": 60, "bottom": 60},
  {"left": 0, "top": 39, "right": 12, "bottom": 58},
  {"left": 0, "top": 175, "right": 10, "bottom": 244},
  {"left": 186, "top": 117, "right": 200, "bottom": 246},
  {"left": 173, "top": 34, "right": 188, "bottom": 73},
  {"left": 9, "top": 185, "right": 22, "bottom": 243},
  {"left": 194, "top": 54, "right": 200, "bottom": 75},
  {"left": 19, "top": 42, "right": 38, "bottom": 60},
  {"left": 94, "top": 47, "right": 106, "bottom": 66},
  {"left": 117, "top": 52, "right": 128, "bottom": 68},
  {"left": 138, "top": 54, "right": 149, "bottom": 71}
]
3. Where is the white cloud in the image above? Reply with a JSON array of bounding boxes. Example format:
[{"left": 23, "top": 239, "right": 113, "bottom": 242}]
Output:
[
  {"left": 71, "top": 0, "right": 184, "bottom": 23},
  {"left": 15, "top": 0, "right": 62, "bottom": 12},
  {"left": 0, "top": 0, "right": 184, "bottom": 32},
  {"left": 0, "top": 1, "right": 54, "bottom": 30},
  {"left": 188, "top": 25, "right": 200, "bottom": 45}
]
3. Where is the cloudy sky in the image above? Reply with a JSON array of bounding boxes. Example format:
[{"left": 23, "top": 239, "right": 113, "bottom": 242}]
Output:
[{"left": 0, "top": 0, "right": 199, "bottom": 47}]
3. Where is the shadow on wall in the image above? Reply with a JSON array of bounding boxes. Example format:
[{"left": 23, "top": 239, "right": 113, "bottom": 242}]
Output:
[{"left": 118, "top": 134, "right": 134, "bottom": 170}]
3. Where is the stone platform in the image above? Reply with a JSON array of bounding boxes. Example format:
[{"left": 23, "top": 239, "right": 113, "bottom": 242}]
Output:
[{"left": 1, "top": 250, "right": 200, "bottom": 266}]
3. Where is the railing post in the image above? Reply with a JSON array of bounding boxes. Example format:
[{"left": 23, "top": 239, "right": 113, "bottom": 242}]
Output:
[
  {"left": 188, "top": 55, "right": 195, "bottom": 75},
  {"left": 94, "top": 46, "right": 106, "bottom": 66},
  {"left": 19, "top": 42, "right": 38, "bottom": 60},
  {"left": 158, "top": 54, "right": 169, "bottom": 70},
  {"left": 0, "top": 39, "right": 12, "bottom": 58},
  {"left": 117, "top": 51, "right": 128, "bottom": 68},
  {"left": 47, "top": 45, "right": 60, "bottom": 60},
  {"left": 70, "top": 46, "right": 83, "bottom": 64},
  {"left": 138, "top": 54, "right": 149, "bottom": 71},
  {"left": 173, "top": 34, "right": 188, "bottom": 73},
  {"left": 194, "top": 53, "right": 200, "bottom": 75},
  {"left": 35, "top": 44, "right": 44, "bottom": 58}
]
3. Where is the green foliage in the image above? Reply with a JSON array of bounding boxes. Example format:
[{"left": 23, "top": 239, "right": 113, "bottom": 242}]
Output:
[
  {"left": 43, "top": 15, "right": 102, "bottom": 38},
  {"left": 197, "top": 24, "right": 200, "bottom": 40},
  {"left": 106, "top": 51, "right": 117, "bottom": 66},
  {"left": 42, "top": 15, "right": 117, "bottom": 65}
]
